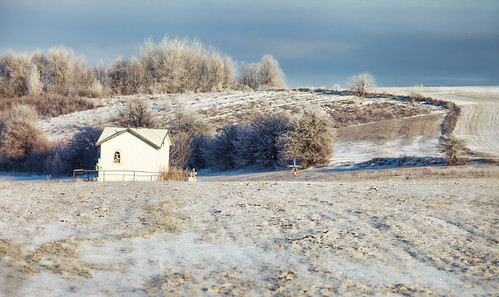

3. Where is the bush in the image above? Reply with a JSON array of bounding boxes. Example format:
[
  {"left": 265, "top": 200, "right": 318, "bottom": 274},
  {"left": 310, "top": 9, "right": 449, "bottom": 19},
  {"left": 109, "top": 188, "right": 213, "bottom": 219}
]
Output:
[
  {"left": 439, "top": 134, "right": 466, "bottom": 165},
  {"left": 172, "top": 101, "right": 214, "bottom": 137},
  {"left": 409, "top": 84, "right": 424, "bottom": 100},
  {"left": 282, "top": 107, "right": 335, "bottom": 168},
  {"left": 119, "top": 98, "right": 157, "bottom": 128},
  {"left": 0, "top": 121, "right": 41, "bottom": 161},
  {"left": 0, "top": 104, "right": 51, "bottom": 170},
  {"left": 0, "top": 94, "right": 96, "bottom": 118},
  {"left": 347, "top": 71, "right": 376, "bottom": 96},
  {"left": 158, "top": 166, "right": 189, "bottom": 181}
]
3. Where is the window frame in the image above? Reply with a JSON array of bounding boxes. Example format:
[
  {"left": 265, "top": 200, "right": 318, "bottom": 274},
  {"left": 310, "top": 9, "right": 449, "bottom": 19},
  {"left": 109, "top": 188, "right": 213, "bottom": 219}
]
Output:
[{"left": 113, "top": 150, "right": 121, "bottom": 164}]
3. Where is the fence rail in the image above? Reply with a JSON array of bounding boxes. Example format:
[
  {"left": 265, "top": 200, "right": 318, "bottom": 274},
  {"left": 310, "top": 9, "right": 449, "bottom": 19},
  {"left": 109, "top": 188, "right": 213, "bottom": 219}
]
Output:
[{"left": 72, "top": 169, "right": 162, "bottom": 182}]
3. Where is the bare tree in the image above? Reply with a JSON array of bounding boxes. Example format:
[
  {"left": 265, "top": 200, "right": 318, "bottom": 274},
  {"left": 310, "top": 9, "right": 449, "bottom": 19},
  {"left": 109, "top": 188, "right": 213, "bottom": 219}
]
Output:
[
  {"left": 170, "top": 132, "right": 193, "bottom": 169},
  {"left": 347, "top": 71, "right": 376, "bottom": 96}
]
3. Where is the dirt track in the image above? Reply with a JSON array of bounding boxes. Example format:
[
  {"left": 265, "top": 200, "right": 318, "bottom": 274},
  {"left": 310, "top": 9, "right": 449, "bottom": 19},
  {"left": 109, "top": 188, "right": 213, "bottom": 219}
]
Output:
[{"left": 382, "top": 87, "right": 499, "bottom": 158}]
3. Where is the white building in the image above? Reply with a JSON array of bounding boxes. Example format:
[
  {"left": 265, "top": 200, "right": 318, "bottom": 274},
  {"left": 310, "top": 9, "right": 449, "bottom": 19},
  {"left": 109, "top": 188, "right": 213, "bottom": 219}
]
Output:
[{"left": 95, "top": 127, "right": 174, "bottom": 181}]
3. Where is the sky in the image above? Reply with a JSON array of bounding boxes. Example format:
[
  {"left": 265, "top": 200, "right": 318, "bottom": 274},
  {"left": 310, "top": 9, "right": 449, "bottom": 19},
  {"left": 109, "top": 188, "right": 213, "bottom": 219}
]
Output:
[{"left": 1, "top": 0, "right": 498, "bottom": 88}]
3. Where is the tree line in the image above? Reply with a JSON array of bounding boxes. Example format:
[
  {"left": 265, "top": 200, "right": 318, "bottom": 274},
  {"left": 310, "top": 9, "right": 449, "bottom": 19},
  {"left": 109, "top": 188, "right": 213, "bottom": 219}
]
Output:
[{"left": 0, "top": 36, "right": 286, "bottom": 98}]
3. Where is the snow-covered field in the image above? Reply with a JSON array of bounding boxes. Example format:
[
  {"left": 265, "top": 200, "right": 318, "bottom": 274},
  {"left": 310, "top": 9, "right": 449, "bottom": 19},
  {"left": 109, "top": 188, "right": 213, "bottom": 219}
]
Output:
[
  {"left": 380, "top": 86, "right": 499, "bottom": 159},
  {"left": 1, "top": 87, "right": 497, "bottom": 296},
  {"left": 39, "top": 89, "right": 448, "bottom": 167},
  {"left": 0, "top": 178, "right": 497, "bottom": 296}
]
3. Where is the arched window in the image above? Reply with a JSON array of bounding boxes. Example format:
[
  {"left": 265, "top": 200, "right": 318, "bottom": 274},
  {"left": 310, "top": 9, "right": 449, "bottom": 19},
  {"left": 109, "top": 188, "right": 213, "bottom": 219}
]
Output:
[{"left": 113, "top": 151, "right": 121, "bottom": 164}]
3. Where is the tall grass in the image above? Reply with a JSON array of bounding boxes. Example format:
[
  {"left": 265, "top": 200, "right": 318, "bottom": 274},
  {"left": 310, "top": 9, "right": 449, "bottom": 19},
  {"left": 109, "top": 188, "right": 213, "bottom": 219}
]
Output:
[{"left": 158, "top": 167, "right": 189, "bottom": 181}]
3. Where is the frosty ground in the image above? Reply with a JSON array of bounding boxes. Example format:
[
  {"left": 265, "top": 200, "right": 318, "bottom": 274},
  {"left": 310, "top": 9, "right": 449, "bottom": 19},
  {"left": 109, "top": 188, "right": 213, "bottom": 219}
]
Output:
[
  {"left": 0, "top": 87, "right": 498, "bottom": 295},
  {"left": 0, "top": 177, "right": 497, "bottom": 296}
]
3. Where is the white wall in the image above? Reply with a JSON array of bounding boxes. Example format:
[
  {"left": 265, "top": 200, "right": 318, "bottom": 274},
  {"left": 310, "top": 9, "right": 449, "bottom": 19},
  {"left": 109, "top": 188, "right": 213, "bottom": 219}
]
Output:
[{"left": 97, "top": 132, "right": 170, "bottom": 181}]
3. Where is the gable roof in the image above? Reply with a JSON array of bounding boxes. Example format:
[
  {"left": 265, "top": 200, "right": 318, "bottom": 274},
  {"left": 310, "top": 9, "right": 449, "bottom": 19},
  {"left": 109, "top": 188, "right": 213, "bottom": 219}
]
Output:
[{"left": 95, "top": 127, "right": 174, "bottom": 149}]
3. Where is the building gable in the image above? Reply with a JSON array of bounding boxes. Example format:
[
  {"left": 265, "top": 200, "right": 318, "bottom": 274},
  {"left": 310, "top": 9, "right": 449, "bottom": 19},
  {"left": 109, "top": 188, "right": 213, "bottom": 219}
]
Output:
[{"left": 95, "top": 127, "right": 174, "bottom": 149}]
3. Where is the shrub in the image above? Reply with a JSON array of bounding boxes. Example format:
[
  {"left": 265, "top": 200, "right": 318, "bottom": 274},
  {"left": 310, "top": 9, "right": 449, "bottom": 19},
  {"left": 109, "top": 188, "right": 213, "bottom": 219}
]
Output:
[
  {"left": 439, "top": 134, "right": 466, "bottom": 165},
  {"left": 119, "top": 98, "right": 157, "bottom": 128},
  {"left": 0, "top": 104, "right": 48, "bottom": 162},
  {"left": 409, "top": 84, "right": 424, "bottom": 100},
  {"left": 0, "top": 94, "right": 96, "bottom": 118},
  {"left": 106, "top": 57, "right": 142, "bottom": 95},
  {"left": 1, "top": 37, "right": 286, "bottom": 96},
  {"left": 172, "top": 101, "right": 214, "bottom": 137},
  {"left": 347, "top": 71, "right": 376, "bottom": 96},
  {"left": 282, "top": 107, "right": 336, "bottom": 168},
  {"left": 0, "top": 121, "right": 41, "bottom": 161},
  {"left": 158, "top": 166, "right": 189, "bottom": 181}
]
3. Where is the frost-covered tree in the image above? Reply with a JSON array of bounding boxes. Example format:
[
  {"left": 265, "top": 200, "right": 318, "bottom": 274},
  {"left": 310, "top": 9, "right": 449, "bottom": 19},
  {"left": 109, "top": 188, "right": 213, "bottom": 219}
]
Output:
[
  {"left": 106, "top": 57, "right": 145, "bottom": 95},
  {"left": 170, "top": 102, "right": 214, "bottom": 169},
  {"left": 27, "top": 64, "right": 43, "bottom": 96},
  {"left": 62, "top": 126, "right": 102, "bottom": 172},
  {"left": 206, "top": 125, "right": 242, "bottom": 170},
  {"left": 0, "top": 51, "right": 31, "bottom": 97},
  {"left": 0, "top": 105, "right": 45, "bottom": 161},
  {"left": 347, "top": 71, "right": 376, "bottom": 96},
  {"left": 240, "top": 113, "right": 292, "bottom": 168},
  {"left": 238, "top": 62, "right": 258, "bottom": 90},
  {"left": 282, "top": 107, "right": 335, "bottom": 168},
  {"left": 257, "top": 55, "right": 286, "bottom": 90},
  {"left": 120, "top": 98, "right": 156, "bottom": 128},
  {"left": 46, "top": 46, "right": 75, "bottom": 95}
]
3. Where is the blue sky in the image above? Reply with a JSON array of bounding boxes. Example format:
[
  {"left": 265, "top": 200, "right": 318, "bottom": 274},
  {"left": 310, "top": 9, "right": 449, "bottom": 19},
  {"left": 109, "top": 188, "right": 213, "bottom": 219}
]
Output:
[{"left": 1, "top": 0, "right": 498, "bottom": 87}]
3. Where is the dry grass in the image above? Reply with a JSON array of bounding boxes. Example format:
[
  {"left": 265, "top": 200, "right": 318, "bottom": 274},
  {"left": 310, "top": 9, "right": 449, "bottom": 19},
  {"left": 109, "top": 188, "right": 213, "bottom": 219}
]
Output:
[
  {"left": 336, "top": 113, "right": 444, "bottom": 142},
  {"left": 307, "top": 164, "right": 499, "bottom": 182},
  {"left": 141, "top": 202, "right": 183, "bottom": 234},
  {"left": 0, "top": 94, "right": 97, "bottom": 118},
  {"left": 158, "top": 167, "right": 189, "bottom": 181}
]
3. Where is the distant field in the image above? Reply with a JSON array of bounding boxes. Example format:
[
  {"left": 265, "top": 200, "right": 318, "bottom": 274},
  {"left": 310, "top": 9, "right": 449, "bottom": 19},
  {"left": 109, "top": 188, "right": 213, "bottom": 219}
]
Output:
[
  {"left": 380, "top": 86, "right": 499, "bottom": 159},
  {"left": 0, "top": 178, "right": 497, "bottom": 296}
]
